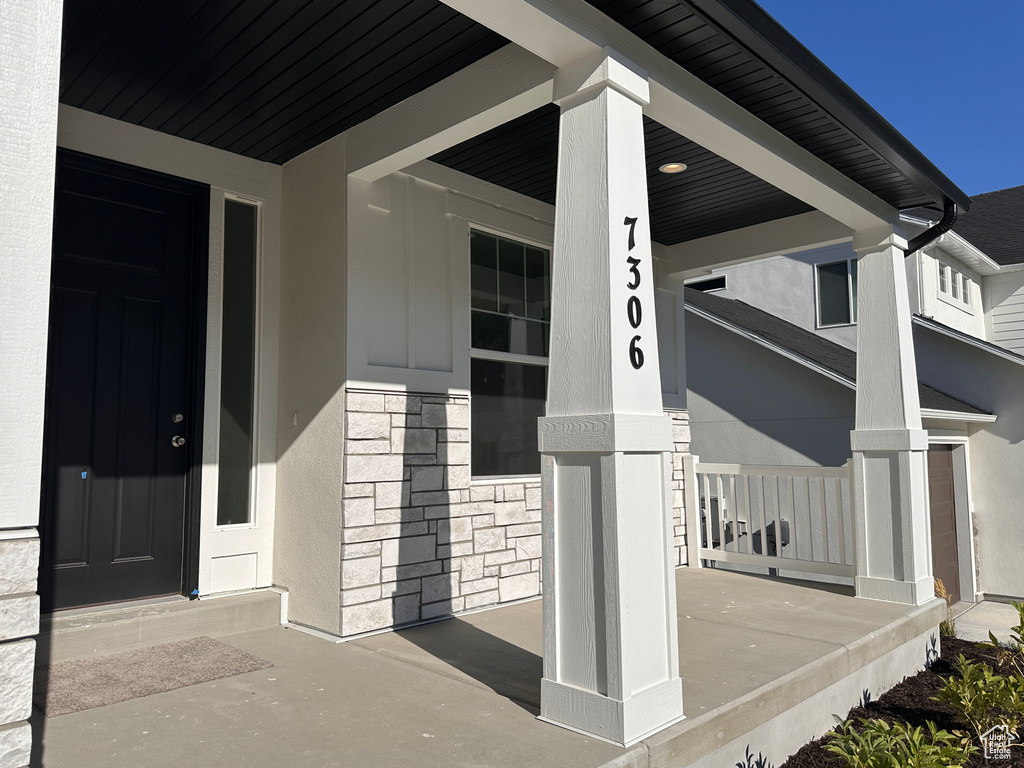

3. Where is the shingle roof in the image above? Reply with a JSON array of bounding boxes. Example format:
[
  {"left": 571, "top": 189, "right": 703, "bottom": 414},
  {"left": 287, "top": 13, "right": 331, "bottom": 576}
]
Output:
[
  {"left": 905, "top": 185, "right": 1024, "bottom": 266},
  {"left": 684, "top": 288, "right": 991, "bottom": 416}
]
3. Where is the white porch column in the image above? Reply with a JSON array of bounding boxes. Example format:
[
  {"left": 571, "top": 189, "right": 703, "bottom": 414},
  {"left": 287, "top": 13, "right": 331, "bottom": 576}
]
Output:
[
  {"left": 850, "top": 227, "right": 933, "bottom": 605},
  {"left": 538, "top": 49, "right": 683, "bottom": 746}
]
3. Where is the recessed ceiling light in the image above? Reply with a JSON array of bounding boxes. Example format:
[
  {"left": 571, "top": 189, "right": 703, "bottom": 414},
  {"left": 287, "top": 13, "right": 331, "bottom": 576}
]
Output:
[{"left": 659, "top": 162, "right": 687, "bottom": 174}]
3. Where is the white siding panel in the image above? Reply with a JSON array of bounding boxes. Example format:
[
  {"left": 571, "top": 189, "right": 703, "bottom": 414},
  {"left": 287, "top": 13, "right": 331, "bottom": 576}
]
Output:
[
  {"left": 988, "top": 274, "right": 1024, "bottom": 354},
  {"left": 365, "top": 185, "right": 409, "bottom": 369},
  {"left": 412, "top": 179, "right": 453, "bottom": 373}
]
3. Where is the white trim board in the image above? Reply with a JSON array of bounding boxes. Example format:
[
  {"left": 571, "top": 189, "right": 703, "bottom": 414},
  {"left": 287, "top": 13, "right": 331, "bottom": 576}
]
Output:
[{"left": 56, "top": 105, "right": 282, "bottom": 597}]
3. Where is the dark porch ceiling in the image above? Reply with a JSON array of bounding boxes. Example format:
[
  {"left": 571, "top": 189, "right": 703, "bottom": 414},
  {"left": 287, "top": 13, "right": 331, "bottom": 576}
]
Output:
[{"left": 58, "top": 0, "right": 968, "bottom": 246}]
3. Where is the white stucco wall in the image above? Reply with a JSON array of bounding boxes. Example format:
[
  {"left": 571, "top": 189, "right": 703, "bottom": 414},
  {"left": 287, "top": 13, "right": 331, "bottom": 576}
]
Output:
[
  {"left": 986, "top": 271, "right": 1024, "bottom": 354},
  {"left": 1, "top": 0, "right": 63, "bottom": 530},
  {"left": 686, "top": 313, "right": 855, "bottom": 467},
  {"left": 913, "top": 325, "right": 1024, "bottom": 600},
  {"left": 916, "top": 248, "right": 986, "bottom": 338},
  {"left": 1, "top": 0, "right": 63, "bottom": 758},
  {"left": 693, "top": 243, "right": 859, "bottom": 350},
  {"left": 274, "top": 136, "right": 349, "bottom": 634}
]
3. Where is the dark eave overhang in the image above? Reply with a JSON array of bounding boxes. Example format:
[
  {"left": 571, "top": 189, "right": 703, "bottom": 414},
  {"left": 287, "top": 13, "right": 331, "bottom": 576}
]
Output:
[{"left": 687, "top": 0, "right": 971, "bottom": 213}]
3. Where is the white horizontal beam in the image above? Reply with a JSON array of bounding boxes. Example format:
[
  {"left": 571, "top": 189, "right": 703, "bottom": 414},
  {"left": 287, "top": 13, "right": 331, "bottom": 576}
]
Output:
[
  {"left": 659, "top": 210, "right": 853, "bottom": 276},
  {"left": 441, "top": 0, "right": 897, "bottom": 231},
  {"left": 347, "top": 44, "right": 555, "bottom": 182}
]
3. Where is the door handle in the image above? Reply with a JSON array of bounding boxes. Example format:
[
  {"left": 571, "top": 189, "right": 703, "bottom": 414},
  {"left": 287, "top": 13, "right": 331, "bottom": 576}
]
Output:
[{"left": 171, "top": 435, "right": 186, "bottom": 448}]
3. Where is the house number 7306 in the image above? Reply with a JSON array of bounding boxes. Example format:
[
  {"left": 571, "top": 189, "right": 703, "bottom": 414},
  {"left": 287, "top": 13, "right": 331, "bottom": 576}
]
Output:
[{"left": 624, "top": 216, "right": 644, "bottom": 370}]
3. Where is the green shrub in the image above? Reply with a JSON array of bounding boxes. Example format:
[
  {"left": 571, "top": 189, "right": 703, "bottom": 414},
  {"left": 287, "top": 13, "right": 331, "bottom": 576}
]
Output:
[
  {"left": 932, "top": 653, "right": 1024, "bottom": 741},
  {"left": 824, "top": 717, "right": 976, "bottom": 768}
]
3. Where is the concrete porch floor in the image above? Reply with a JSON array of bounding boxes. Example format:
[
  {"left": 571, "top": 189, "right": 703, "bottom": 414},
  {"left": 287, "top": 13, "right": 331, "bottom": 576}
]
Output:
[{"left": 31, "top": 569, "right": 943, "bottom": 768}]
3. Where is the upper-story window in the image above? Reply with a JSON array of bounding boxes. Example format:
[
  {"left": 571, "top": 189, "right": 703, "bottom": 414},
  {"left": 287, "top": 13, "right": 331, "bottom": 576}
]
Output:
[
  {"left": 816, "top": 258, "right": 858, "bottom": 327},
  {"left": 938, "top": 262, "right": 971, "bottom": 306},
  {"left": 469, "top": 230, "right": 550, "bottom": 477}
]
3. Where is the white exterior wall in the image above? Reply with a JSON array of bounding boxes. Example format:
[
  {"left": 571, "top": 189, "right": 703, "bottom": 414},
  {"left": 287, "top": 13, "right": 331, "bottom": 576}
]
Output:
[
  {"left": 686, "top": 313, "right": 855, "bottom": 467},
  {"left": 314, "top": 163, "right": 694, "bottom": 636},
  {"left": 1, "top": 0, "right": 63, "bottom": 761},
  {"left": 916, "top": 248, "right": 986, "bottom": 338},
  {"left": 986, "top": 271, "right": 1024, "bottom": 353},
  {"left": 913, "top": 326, "right": 1024, "bottom": 600},
  {"left": 273, "top": 135, "right": 349, "bottom": 634},
  {"left": 692, "top": 243, "right": 859, "bottom": 350}
]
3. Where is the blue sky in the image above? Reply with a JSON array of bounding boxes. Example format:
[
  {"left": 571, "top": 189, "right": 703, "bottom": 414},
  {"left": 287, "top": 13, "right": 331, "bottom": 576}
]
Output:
[{"left": 756, "top": 0, "right": 1023, "bottom": 198}]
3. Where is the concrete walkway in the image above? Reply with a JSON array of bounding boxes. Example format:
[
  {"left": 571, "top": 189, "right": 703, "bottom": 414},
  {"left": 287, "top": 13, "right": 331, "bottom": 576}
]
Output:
[
  {"left": 31, "top": 569, "right": 934, "bottom": 768},
  {"left": 955, "top": 600, "right": 1023, "bottom": 644}
]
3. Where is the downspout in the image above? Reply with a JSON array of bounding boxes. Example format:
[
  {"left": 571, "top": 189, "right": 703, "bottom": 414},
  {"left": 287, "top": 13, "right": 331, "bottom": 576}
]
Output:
[{"left": 904, "top": 202, "right": 957, "bottom": 257}]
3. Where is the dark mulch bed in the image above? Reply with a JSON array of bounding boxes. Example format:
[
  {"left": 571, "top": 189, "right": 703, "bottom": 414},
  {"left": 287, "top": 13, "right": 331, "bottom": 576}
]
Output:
[{"left": 780, "top": 637, "right": 1020, "bottom": 767}]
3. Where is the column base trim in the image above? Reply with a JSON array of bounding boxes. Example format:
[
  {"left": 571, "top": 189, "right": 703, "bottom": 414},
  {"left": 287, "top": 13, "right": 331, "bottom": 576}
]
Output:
[
  {"left": 539, "top": 676, "right": 684, "bottom": 747},
  {"left": 856, "top": 575, "right": 936, "bottom": 606}
]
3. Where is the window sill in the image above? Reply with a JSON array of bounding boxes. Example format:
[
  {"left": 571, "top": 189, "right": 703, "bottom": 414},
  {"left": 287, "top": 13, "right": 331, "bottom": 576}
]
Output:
[
  {"left": 816, "top": 321, "right": 856, "bottom": 330},
  {"left": 470, "top": 474, "right": 542, "bottom": 485}
]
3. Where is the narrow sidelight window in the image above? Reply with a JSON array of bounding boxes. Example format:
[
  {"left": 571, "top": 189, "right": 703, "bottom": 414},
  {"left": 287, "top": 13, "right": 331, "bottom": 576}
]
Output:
[{"left": 217, "top": 199, "right": 258, "bottom": 526}]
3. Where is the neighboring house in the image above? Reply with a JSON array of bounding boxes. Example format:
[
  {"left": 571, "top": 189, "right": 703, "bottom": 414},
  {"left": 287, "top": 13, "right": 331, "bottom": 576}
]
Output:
[
  {"left": 682, "top": 185, "right": 1024, "bottom": 603},
  {"left": 0, "top": 0, "right": 983, "bottom": 757}
]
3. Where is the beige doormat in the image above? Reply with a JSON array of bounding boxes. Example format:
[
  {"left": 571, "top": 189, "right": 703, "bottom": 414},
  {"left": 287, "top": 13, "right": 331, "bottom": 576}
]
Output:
[{"left": 35, "top": 636, "right": 273, "bottom": 717}]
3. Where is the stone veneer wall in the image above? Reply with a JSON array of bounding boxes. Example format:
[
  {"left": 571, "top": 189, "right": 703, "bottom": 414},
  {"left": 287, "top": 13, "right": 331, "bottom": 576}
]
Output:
[
  {"left": 669, "top": 410, "right": 691, "bottom": 567},
  {"left": 0, "top": 536, "right": 39, "bottom": 765},
  {"left": 340, "top": 390, "right": 692, "bottom": 637},
  {"left": 340, "top": 391, "right": 542, "bottom": 636}
]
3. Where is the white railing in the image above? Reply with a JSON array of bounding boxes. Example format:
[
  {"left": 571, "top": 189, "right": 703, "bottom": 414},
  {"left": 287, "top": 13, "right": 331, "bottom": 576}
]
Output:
[{"left": 683, "top": 457, "right": 854, "bottom": 579}]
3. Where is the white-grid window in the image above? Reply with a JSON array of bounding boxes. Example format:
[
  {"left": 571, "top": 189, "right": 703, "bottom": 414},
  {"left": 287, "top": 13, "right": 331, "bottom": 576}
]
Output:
[{"left": 938, "top": 262, "right": 971, "bottom": 306}]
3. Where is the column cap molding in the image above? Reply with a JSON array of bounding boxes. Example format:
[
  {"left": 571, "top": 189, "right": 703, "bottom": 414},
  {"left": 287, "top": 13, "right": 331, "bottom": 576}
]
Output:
[
  {"left": 554, "top": 48, "right": 649, "bottom": 108},
  {"left": 850, "top": 428, "right": 929, "bottom": 452},
  {"left": 852, "top": 226, "right": 908, "bottom": 254},
  {"left": 539, "top": 413, "right": 672, "bottom": 453}
]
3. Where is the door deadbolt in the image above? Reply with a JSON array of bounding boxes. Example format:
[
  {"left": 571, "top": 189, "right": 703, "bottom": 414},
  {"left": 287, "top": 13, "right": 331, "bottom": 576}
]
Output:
[
  {"left": 171, "top": 435, "right": 186, "bottom": 448},
  {"left": 172, "top": 413, "right": 184, "bottom": 423}
]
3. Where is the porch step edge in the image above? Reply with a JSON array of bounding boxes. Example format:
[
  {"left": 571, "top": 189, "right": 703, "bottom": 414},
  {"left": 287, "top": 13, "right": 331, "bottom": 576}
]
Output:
[
  {"left": 634, "top": 599, "right": 945, "bottom": 768},
  {"left": 37, "top": 590, "right": 281, "bottom": 664}
]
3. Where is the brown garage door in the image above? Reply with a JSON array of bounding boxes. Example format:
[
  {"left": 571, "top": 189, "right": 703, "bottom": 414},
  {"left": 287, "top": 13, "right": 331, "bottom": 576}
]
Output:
[{"left": 928, "top": 445, "right": 960, "bottom": 604}]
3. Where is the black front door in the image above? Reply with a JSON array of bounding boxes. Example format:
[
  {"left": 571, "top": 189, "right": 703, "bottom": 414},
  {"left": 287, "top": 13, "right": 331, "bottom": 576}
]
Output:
[{"left": 40, "top": 151, "right": 208, "bottom": 610}]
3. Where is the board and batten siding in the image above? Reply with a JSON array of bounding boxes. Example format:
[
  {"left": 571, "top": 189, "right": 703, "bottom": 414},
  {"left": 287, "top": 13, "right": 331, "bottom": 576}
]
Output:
[
  {"left": 332, "top": 164, "right": 692, "bottom": 635},
  {"left": 986, "top": 272, "right": 1024, "bottom": 354}
]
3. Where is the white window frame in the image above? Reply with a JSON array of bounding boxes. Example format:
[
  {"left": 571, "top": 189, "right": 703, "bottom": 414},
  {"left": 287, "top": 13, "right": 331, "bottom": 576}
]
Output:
[
  {"left": 214, "top": 193, "right": 264, "bottom": 531},
  {"left": 814, "top": 257, "right": 858, "bottom": 328},
  {"left": 938, "top": 260, "right": 972, "bottom": 308},
  {"left": 468, "top": 225, "right": 551, "bottom": 481}
]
